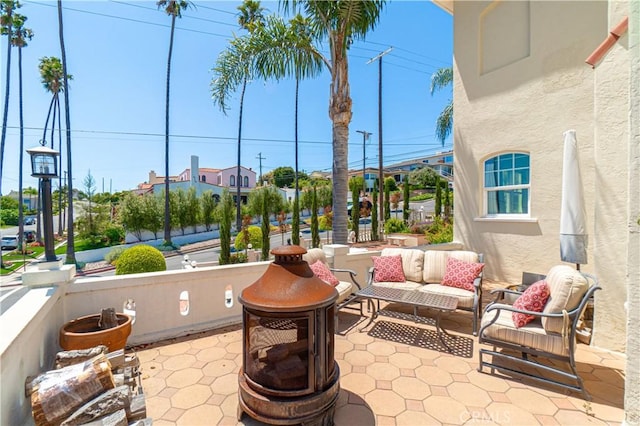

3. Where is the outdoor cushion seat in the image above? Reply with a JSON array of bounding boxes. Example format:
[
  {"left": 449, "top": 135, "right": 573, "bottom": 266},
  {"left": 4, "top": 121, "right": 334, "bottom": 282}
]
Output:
[
  {"left": 303, "top": 248, "right": 362, "bottom": 307},
  {"left": 418, "top": 284, "right": 475, "bottom": 309},
  {"left": 367, "top": 247, "right": 484, "bottom": 334},
  {"left": 478, "top": 265, "right": 600, "bottom": 398}
]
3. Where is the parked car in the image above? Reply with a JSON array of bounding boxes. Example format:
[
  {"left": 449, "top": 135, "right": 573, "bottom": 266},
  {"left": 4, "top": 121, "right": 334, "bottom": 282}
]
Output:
[
  {"left": 23, "top": 230, "right": 36, "bottom": 243},
  {"left": 23, "top": 217, "right": 36, "bottom": 225},
  {"left": 1, "top": 235, "right": 19, "bottom": 250}
]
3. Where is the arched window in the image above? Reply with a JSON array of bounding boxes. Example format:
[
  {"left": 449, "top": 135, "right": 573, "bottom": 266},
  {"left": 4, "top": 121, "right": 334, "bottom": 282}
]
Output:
[
  {"left": 243, "top": 176, "right": 249, "bottom": 187},
  {"left": 238, "top": 175, "right": 243, "bottom": 187},
  {"left": 483, "top": 152, "right": 530, "bottom": 216},
  {"left": 217, "top": 175, "right": 221, "bottom": 185},
  {"left": 230, "top": 175, "right": 235, "bottom": 186},
  {"left": 201, "top": 175, "right": 206, "bottom": 182}
]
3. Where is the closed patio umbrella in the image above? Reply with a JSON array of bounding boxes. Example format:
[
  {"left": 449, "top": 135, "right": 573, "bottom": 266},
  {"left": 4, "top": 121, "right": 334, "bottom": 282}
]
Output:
[{"left": 560, "top": 130, "right": 588, "bottom": 269}]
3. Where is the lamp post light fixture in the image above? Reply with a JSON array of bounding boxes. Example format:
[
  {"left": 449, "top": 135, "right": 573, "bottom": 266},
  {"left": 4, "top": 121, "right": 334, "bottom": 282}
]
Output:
[{"left": 27, "top": 144, "right": 59, "bottom": 262}]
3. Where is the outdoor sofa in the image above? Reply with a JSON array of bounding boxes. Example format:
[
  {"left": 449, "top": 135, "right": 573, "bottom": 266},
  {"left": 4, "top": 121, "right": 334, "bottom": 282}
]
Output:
[{"left": 367, "top": 248, "right": 485, "bottom": 335}]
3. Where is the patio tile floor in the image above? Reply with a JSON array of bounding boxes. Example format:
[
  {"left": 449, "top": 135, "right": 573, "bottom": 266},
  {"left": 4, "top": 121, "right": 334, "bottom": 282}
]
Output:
[{"left": 135, "top": 306, "right": 625, "bottom": 425}]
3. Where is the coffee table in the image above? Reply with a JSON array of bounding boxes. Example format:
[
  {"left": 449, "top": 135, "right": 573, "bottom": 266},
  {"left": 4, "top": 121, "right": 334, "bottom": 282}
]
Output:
[{"left": 355, "top": 286, "right": 459, "bottom": 351}]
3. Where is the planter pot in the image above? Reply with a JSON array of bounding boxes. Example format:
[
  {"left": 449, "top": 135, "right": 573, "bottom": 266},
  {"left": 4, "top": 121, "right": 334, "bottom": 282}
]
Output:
[{"left": 59, "top": 313, "right": 132, "bottom": 352}]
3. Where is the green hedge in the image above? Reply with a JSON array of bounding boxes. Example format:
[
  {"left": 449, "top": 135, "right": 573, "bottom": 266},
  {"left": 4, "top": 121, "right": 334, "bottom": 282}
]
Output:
[{"left": 115, "top": 245, "right": 166, "bottom": 275}]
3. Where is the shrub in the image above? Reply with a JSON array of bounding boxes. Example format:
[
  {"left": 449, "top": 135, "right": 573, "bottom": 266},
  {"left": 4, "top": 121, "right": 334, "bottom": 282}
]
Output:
[
  {"left": 228, "top": 253, "right": 248, "bottom": 264},
  {"left": 384, "top": 218, "right": 409, "bottom": 234},
  {"left": 425, "top": 217, "right": 453, "bottom": 244},
  {"left": 115, "top": 245, "right": 166, "bottom": 275},
  {"left": 234, "top": 226, "right": 262, "bottom": 250},
  {"left": 105, "top": 246, "right": 127, "bottom": 265},
  {"left": 104, "top": 225, "right": 125, "bottom": 245}
]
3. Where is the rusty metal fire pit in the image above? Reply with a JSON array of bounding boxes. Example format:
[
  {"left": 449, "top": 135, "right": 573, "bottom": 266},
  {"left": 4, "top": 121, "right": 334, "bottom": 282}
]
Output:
[{"left": 238, "top": 245, "right": 340, "bottom": 425}]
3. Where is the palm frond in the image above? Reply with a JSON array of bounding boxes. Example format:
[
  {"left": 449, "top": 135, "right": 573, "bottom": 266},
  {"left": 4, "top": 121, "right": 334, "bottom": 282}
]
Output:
[
  {"left": 210, "top": 35, "right": 255, "bottom": 114},
  {"left": 430, "top": 66, "right": 452, "bottom": 96},
  {"left": 435, "top": 100, "right": 453, "bottom": 145}
]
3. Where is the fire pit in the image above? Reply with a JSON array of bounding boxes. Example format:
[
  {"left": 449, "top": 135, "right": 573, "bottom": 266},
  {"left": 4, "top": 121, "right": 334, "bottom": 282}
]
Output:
[{"left": 238, "top": 245, "right": 340, "bottom": 425}]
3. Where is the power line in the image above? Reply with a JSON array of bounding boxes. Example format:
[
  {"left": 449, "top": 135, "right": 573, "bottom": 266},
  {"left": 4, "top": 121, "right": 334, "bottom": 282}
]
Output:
[
  {"left": 110, "top": 1, "right": 238, "bottom": 28},
  {"left": 24, "top": 1, "right": 231, "bottom": 38}
]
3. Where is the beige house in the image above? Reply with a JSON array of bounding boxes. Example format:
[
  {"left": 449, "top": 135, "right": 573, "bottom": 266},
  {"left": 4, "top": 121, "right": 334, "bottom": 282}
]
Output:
[{"left": 433, "top": 0, "right": 638, "bottom": 420}]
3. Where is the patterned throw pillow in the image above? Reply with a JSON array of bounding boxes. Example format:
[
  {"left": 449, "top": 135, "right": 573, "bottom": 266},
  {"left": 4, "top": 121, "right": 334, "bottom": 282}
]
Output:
[
  {"left": 309, "top": 261, "right": 340, "bottom": 287},
  {"left": 440, "top": 257, "right": 484, "bottom": 292},
  {"left": 372, "top": 255, "right": 406, "bottom": 282},
  {"left": 512, "top": 280, "right": 550, "bottom": 328}
]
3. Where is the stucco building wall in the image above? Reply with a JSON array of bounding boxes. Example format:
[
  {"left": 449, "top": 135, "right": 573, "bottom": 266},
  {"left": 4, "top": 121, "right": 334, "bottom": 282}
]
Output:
[
  {"left": 591, "top": 2, "right": 630, "bottom": 354},
  {"left": 451, "top": 0, "right": 632, "bottom": 352},
  {"left": 453, "top": 0, "right": 606, "bottom": 282}
]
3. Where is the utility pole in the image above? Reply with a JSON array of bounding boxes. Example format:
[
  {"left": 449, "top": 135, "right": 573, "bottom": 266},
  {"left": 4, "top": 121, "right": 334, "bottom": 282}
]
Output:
[
  {"left": 356, "top": 130, "right": 372, "bottom": 194},
  {"left": 367, "top": 47, "right": 393, "bottom": 232},
  {"left": 256, "top": 152, "right": 266, "bottom": 186}
]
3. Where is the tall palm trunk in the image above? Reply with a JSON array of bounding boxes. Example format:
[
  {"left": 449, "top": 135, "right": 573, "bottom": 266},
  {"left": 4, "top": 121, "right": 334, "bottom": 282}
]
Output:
[
  {"left": 56, "top": 96, "right": 63, "bottom": 235},
  {"left": 58, "top": 0, "right": 75, "bottom": 264},
  {"left": 329, "top": 51, "right": 352, "bottom": 245},
  {"left": 0, "top": 5, "right": 12, "bottom": 200},
  {"left": 236, "top": 77, "right": 247, "bottom": 232},
  {"left": 163, "top": 13, "right": 177, "bottom": 245},
  {"left": 292, "top": 76, "right": 300, "bottom": 245},
  {"left": 17, "top": 44, "right": 24, "bottom": 252}
]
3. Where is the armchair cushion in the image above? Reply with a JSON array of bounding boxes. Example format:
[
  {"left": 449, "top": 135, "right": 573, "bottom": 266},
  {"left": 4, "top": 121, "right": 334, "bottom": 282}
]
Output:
[
  {"left": 542, "top": 265, "right": 589, "bottom": 334},
  {"left": 309, "top": 260, "right": 340, "bottom": 287},
  {"left": 480, "top": 309, "right": 569, "bottom": 356},
  {"left": 512, "top": 280, "right": 550, "bottom": 328},
  {"left": 372, "top": 255, "right": 406, "bottom": 282},
  {"left": 441, "top": 257, "right": 485, "bottom": 292}
]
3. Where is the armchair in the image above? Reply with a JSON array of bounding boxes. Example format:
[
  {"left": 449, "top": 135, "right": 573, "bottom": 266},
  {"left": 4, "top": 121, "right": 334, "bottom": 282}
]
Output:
[{"left": 478, "top": 265, "right": 600, "bottom": 398}]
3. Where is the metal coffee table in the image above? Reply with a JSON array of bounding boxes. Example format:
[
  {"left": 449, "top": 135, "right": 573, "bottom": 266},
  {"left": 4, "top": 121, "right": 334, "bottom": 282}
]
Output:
[{"left": 355, "top": 286, "right": 459, "bottom": 351}]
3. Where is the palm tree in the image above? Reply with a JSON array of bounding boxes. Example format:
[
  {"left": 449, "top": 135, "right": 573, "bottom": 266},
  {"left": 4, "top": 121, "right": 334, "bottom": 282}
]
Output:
[
  {"left": 0, "top": 0, "right": 19, "bottom": 200},
  {"left": 12, "top": 12, "right": 32, "bottom": 253},
  {"left": 57, "top": 0, "right": 76, "bottom": 264},
  {"left": 250, "top": 0, "right": 385, "bottom": 244},
  {"left": 157, "top": 0, "right": 191, "bottom": 246},
  {"left": 38, "top": 56, "right": 68, "bottom": 240},
  {"left": 430, "top": 67, "right": 453, "bottom": 146},
  {"left": 211, "top": 0, "right": 264, "bottom": 232}
]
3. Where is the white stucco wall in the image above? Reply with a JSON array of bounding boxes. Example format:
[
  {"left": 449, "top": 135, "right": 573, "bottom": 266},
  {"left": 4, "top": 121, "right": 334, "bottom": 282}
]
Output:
[
  {"left": 453, "top": 0, "right": 606, "bottom": 282},
  {"left": 451, "top": 1, "right": 632, "bottom": 352},
  {"left": 591, "top": 1, "right": 630, "bottom": 354}
]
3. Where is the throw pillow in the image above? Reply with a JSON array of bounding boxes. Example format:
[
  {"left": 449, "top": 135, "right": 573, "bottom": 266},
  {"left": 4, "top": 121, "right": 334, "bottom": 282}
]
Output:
[
  {"left": 372, "top": 255, "right": 406, "bottom": 282},
  {"left": 440, "top": 257, "right": 484, "bottom": 292},
  {"left": 512, "top": 280, "right": 550, "bottom": 328},
  {"left": 309, "top": 261, "right": 340, "bottom": 287}
]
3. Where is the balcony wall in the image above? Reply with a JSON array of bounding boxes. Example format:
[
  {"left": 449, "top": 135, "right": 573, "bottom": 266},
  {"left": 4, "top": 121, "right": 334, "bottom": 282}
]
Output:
[{"left": 1, "top": 243, "right": 469, "bottom": 424}]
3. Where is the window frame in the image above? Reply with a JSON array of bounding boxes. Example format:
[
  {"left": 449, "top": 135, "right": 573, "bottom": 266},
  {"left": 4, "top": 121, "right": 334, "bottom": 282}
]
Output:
[{"left": 482, "top": 152, "right": 531, "bottom": 218}]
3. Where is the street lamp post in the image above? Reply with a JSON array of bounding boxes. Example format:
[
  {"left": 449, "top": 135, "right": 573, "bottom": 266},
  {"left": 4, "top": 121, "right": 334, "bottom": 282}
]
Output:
[{"left": 27, "top": 144, "right": 59, "bottom": 262}]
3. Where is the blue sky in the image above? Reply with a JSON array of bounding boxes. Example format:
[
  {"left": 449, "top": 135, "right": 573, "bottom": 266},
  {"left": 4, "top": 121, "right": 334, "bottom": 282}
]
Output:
[{"left": 1, "top": 0, "right": 452, "bottom": 194}]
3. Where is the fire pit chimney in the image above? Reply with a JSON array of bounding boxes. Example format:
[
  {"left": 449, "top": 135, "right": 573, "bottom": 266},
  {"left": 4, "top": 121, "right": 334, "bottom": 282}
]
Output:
[{"left": 238, "top": 245, "right": 340, "bottom": 425}]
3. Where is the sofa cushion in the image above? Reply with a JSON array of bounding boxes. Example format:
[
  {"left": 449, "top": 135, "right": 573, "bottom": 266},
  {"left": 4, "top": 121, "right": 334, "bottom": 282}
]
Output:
[
  {"left": 309, "top": 260, "right": 340, "bottom": 287},
  {"left": 440, "top": 257, "right": 484, "bottom": 292},
  {"left": 372, "top": 255, "right": 406, "bottom": 282},
  {"left": 380, "top": 248, "right": 425, "bottom": 282},
  {"left": 512, "top": 280, "right": 550, "bottom": 328},
  {"left": 542, "top": 265, "right": 589, "bottom": 334},
  {"left": 418, "top": 284, "right": 474, "bottom": 309},
  {"left": 423, "top": 250, "right": 479, "bottom": 283},
  {"left": 481, "top": 309, "right": 569, "bottom": 356}
]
